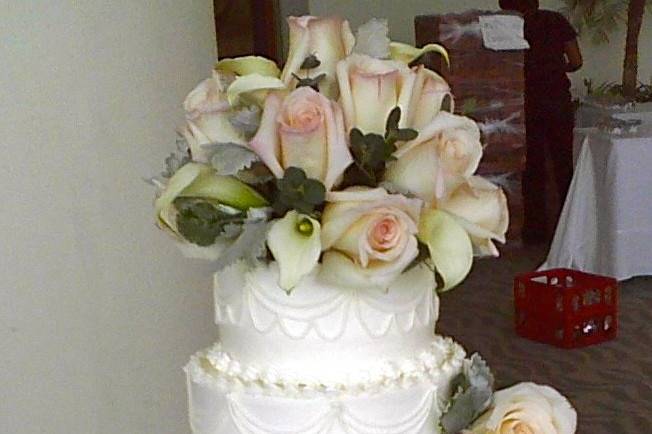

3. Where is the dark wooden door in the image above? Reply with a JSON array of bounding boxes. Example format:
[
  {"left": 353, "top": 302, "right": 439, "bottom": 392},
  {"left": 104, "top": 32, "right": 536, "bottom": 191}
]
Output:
[{"left": 214, "top": 0, "right": 280, "bottom": 62}]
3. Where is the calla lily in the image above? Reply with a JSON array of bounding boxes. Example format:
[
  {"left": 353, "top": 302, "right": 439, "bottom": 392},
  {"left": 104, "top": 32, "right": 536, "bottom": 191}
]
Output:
[
  {"left": 226, "top": 74, "right": 286, "bottom": 107},
  {"left": 267, "top": 211, "right": 322, "bottom": 291},
  {"left": 155, "top": 162, "right": 268, "bottom": 233},
  {"left": 215, "top": 55, "right": 281, "bottom": 78},
  {"left": 418, "top": 208, "right": 473, "bottom": 292},
  {"left": 389, "top": 41, "right": 450, "bottom": 68}
]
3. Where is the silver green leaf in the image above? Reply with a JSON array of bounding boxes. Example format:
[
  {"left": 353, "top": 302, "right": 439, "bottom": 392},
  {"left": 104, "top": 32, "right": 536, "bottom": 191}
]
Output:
[
  {"left": 204, "top": 142, "right": 260, "bottom": 176},
  {"left": 229, "top": 105, "right": 261, "bottom": 138},
  {"left": 214, "top": 221, "right": 269, "bottom": 271},
  {"left": 440, "top": 353, "right": 494, "bottom": 434},
  {"left": 354, "top": 18, "right": 391, "bottom": 59}
]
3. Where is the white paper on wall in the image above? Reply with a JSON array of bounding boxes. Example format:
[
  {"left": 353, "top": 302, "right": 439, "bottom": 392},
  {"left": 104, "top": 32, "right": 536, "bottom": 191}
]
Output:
[{"left": 479, "top": 15, "right": 530, "bottom": 51}]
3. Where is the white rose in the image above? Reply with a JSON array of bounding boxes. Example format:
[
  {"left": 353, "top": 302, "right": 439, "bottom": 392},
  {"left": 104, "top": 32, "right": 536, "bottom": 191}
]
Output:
[
  {"left": 467, "top": 383, "right": 577, "bottom": 434},
  {"left": 281, "top": 16, "right": 355, "bottom": 99},
  {"left": 181, "top": 71, "right": 246, "bottom": 163},
  {"left": 337, "top": 54, "right": 418, "bottom": 135},
  {"left": 320, "top": 188, "right": 422, "bottom": 288},
  {"left": 439, "top": 176, "right": 509, "bottom": 257},
  {"left": 385, "top": 111, "right": 483, "bottom": 202},
  {"left": 406, "top": 66, "right": 453, "bottom": 130}
]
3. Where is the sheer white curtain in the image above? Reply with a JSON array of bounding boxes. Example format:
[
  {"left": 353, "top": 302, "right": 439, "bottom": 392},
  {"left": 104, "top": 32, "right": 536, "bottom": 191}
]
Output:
[{"left": 0, "top": 2, "right": 217, "bottom": 433}]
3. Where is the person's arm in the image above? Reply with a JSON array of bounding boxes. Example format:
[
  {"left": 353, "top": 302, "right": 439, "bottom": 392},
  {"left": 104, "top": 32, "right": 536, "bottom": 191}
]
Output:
[{"left": 563, "top": 38, "right": 583, "bottom": 72}]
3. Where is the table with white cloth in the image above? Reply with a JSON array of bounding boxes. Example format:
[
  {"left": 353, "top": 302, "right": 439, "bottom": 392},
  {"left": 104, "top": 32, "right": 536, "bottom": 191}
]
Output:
[{"left": 541, "top": 125, "right": 652, "bottom": 280}]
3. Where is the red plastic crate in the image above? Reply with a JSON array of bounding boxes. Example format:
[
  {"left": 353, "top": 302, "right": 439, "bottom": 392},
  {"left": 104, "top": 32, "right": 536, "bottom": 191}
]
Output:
[{"left": 514, "top": 268, "right": 618, "bottom": 348}]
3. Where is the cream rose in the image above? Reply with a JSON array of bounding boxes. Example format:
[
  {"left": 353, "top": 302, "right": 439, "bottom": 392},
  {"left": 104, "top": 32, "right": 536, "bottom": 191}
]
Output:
[
  {"left": 466, "top": 383, "right": 577, "bottom": 434},
  {"left": 181, "top": 71, "right": 246, "bottom": 163},
  {"left": 337, "top": 54, "right": 418, "bottom": 135},
  {"left": 249, "top": 86, "right": 353, "bottom": 189},
  {"left": 281, "top": 16, "right": 355, "bottom": 99},
  {"left": 385, "top": 112, "right": 483, "bottom": 202},
  {"left": 320, "top": 188, "right": 422, "bottom": 287},
  {"left": 439, "top": 176, "right": 509, "bottom": 257},
  {"left": 406, "top": 66, "right": 453, "bottom": 130}
]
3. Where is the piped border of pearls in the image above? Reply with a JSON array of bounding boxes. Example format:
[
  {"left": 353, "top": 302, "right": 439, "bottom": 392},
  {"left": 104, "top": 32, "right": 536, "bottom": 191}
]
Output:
[{"left": 185, "top": 336, "right": 466, "bottom": 399}]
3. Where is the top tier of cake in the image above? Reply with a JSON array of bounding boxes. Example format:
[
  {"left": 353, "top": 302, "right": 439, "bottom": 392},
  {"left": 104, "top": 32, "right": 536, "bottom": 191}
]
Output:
[{"left": 213, "top": 262, "right": 441, "bottom": 384}]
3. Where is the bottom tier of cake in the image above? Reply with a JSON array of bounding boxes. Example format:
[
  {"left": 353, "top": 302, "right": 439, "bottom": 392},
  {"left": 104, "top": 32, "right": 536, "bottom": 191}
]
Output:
[{"left": 185, "top": 336, "right": 466, "bottom": 434}]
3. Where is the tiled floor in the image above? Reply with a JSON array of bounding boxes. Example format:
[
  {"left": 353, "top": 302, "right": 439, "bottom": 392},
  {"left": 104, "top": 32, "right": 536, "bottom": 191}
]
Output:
[{"left": 437, "top": 244, "right": 652, "bottom": 434}]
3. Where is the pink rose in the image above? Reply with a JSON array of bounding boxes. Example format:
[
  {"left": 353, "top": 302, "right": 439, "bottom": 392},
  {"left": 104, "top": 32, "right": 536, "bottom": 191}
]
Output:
[
  {"left": 250, "top": 86, "right": 353, "bottom": 189},
  {"left": 320, "top": 188, "right": 423, "bottom": 287}
]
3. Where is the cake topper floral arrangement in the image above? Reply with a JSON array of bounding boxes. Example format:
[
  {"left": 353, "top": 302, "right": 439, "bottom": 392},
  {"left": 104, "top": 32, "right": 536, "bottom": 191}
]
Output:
[
  {"left": 150, "top": 16, "right": 577, "bottom": 434},
  {"left": 150, "top": 16, "right": 509, "bottom": 293}
]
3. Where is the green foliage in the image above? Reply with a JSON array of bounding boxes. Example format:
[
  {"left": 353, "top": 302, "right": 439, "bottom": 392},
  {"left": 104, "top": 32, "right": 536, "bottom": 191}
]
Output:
[
  {"left": 174, "top": 197, "right": 246, "bottom": 246},
  {"left": 560, "top": 0, "right": 628, "bottom": 44},
  {"left": 346, "top": 106, "right": 417, "bottom": 186},
  {"left": 440, "top": 354, "right": 495, "bottom": 434},
  {"left": 273, "top": 167, "right": 326, "bottom": 216},
  {"left": 292, "top": 72, "right": 326, "bottom": 92},
  {"left": 300, "top": 54, "right": 321, "bottom": 70},
  {"left": 213, "top": 221, "right": 270, "bottom": 271},
  {"left": 204, "top": 142, "right": 259, "bottom": 176},
  {"left": 384, "top": 106, "right": 418, "bottom": 144}
]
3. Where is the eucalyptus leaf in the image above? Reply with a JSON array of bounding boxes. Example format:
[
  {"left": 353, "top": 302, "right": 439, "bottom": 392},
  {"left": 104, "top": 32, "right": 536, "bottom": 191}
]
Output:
[
  {"left": 300, "top": 54, "right": 321, "bottom": 70},
  {"left": 174, "top": 197, "right": 246, "bottom": 247},
  {"left": 273, "top": 167, "right": 326, "bottom": 216},
  {"left": 292, "top": 72, "right": 326, "bottom": 92}
]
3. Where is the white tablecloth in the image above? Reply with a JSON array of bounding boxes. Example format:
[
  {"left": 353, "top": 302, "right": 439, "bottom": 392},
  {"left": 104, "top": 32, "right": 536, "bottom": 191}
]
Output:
[{"left": 541, "top": 128, "right": 652, "bottom": 280}]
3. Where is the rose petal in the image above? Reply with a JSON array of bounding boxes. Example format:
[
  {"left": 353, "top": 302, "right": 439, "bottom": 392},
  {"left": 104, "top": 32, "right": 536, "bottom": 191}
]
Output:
[
  {"left": 249, "top": 92, "right": 285, "bottom": 178},
  {"left": 320, "top": 237, "right": 418, "bottom": 289}
]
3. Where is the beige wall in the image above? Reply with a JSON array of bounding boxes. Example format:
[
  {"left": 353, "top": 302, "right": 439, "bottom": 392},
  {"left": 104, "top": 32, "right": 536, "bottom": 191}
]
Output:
[
  {"left": 1, "top": 1, "right": 216, "bottom": 433},
  {"left": 308, "top": 0, "right": 652, "bottom": 95}
]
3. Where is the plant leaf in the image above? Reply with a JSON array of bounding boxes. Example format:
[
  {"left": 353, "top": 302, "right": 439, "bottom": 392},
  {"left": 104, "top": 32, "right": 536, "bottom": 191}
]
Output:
[
  {"left": 229, "top": 105, "right": 261, "bottom": 138},
  {"left": 174, "top": 197, "right": 246, "bottom": 246},
  {"left": 203, "top": 142, "right": 260, "bottom": 176},
  {"left": 273, "top": 167, "right": 326, "bottom": 216},
  {"left": 441, "top": 354, "right": 494, "bottom": 434},
  {"left": 214, "top": 221, "right": 270, "bottom": 271},
  {"left": 354, "top": 18, "right": 391, "bottom": 59},
  {"left": 300, "top": 54, "right": 321, "bottom": 70}
]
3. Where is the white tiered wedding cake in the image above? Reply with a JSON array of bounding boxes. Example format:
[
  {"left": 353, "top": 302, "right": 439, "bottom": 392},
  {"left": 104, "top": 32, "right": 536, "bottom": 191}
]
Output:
[
  {"left": 150, "top": 14, "right": 577, "bottom": 434},
  {"left": 186, "top": 263, "right": 465, "bottom": 433}
]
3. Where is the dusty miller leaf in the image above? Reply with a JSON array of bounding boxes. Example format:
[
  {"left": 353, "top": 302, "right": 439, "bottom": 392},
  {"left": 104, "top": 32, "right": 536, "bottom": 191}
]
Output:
[
  {"left": 214, "top": 221, "right": 269, "bottom": 271},
  {"left": 203, "top": 142, "right": 259, "bottom": 176},
  {"left": 354, "top": 18, "right": 391, "bottom": 59},
  {"left": 229, "top": 105, "right": 261, "bottom": 138},
  {"left": 441, "top": 353, "right": 495, "bottom": 434}
]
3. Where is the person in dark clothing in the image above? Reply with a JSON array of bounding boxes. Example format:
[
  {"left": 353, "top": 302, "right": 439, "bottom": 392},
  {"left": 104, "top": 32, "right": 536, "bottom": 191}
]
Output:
[{"left": 499, "top": 0, "right": 583, "bottom": 244}]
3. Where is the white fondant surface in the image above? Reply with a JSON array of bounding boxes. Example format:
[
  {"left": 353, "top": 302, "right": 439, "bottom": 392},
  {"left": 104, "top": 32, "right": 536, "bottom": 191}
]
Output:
[
  {"left": 186, "top": 336, "right": 466, "bottom": 434},
  {"left": 213, "top": 262, "right": 440, "bottom": 383}
]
